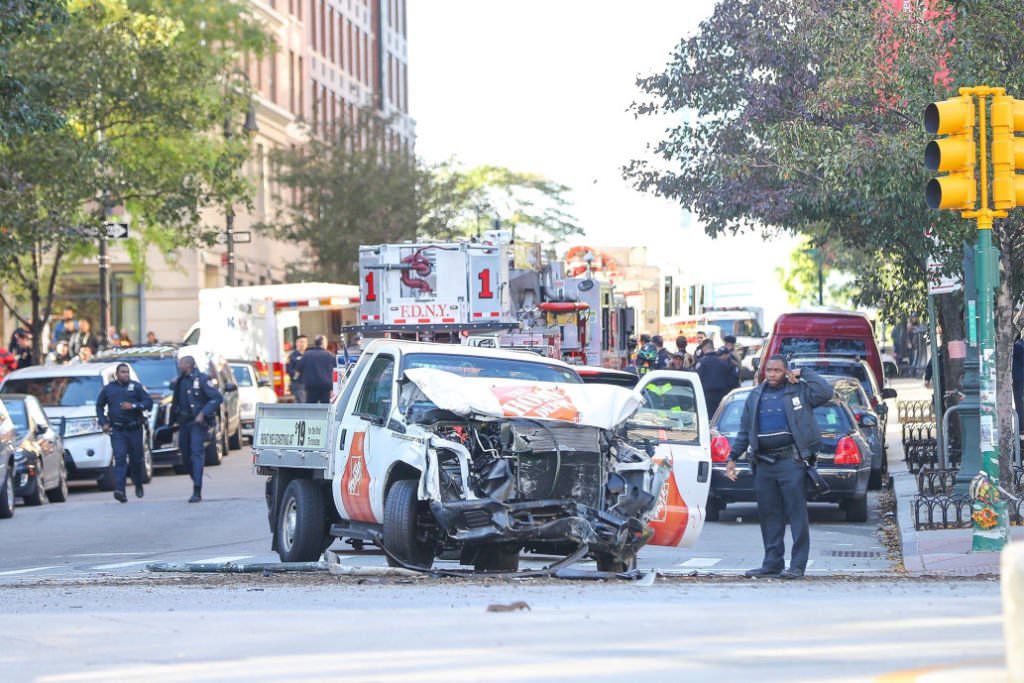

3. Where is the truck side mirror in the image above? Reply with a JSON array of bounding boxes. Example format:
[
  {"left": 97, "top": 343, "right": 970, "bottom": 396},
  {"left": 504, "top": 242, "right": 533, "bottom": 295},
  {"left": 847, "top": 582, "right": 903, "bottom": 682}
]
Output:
[{"left": 882, "top": 387, "right": 898, "bottom": 400}]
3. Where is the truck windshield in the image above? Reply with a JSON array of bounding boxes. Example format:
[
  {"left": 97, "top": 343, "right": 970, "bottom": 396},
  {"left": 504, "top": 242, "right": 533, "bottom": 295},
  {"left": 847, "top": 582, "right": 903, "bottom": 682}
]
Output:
[{"left": 403, "top": 353, "right": 581, "bottom": 383}]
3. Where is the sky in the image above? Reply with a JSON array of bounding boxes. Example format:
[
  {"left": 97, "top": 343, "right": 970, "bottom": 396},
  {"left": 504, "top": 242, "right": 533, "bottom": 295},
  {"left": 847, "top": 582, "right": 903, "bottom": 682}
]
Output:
[{"left": 406, "top": 0, "right": 799, "bottom": 321}]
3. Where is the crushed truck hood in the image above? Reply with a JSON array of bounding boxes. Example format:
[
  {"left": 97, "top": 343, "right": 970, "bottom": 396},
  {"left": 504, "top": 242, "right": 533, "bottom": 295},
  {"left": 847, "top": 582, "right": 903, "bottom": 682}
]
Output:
[{"left": 403, "top": 368, "right": 641, "bottom": 430}]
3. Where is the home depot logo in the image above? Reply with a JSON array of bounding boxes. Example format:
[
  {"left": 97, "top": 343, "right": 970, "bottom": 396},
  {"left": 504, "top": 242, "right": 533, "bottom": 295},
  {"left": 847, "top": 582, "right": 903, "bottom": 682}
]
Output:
[{"left": 490, "top": 385, "right": 579, "bottom": 422}]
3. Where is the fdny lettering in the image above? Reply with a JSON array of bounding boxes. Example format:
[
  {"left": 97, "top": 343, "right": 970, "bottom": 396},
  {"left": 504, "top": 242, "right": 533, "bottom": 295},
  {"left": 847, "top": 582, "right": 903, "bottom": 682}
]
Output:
[{"left": 397, "top": 304, "right": 451, "bottom": 319}]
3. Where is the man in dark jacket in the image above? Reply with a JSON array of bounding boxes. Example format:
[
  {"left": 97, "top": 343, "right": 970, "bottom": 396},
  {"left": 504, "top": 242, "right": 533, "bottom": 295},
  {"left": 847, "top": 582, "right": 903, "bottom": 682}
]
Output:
[
  {"left": 285, "top": 335, "right": 309, "bottom": 403},
  {"left": 696, "top": 340, "right": 740, "bottom": 417},
  {"left": 170, "top": 355, "right": 223, "bottom": 502},
  {"left": 725, "top": 355, "right": 833, "bottom": 579},
  {"left": 96, "top": 363, "right": 153, "bottom": 502},
  {"left": 295, "top": 335, "right": 336, "bottom": 403}
]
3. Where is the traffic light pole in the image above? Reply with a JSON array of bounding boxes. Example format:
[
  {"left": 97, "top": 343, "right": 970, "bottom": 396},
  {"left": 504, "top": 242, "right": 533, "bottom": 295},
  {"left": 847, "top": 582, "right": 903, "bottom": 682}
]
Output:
[{"left": 960, "top": 87, "right": 1009, "bottom": 551}]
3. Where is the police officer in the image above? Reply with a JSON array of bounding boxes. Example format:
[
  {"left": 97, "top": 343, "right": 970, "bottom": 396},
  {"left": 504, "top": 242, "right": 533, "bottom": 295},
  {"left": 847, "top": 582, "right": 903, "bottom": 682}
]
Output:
[
  {"left": 96, "top": 363, "right": 153, "bottom": 502},
  {"left": 286, "top": 335, "right": 309, "bottom": 403},
  {"left": 725, "top": 355, "right": 833, "bottom": 579},
  {"left": 170, "top": 355, "right": 223, "bottom": 503},
  {"left": 295, "top": 335, "right": 336, "bottom": 403}
]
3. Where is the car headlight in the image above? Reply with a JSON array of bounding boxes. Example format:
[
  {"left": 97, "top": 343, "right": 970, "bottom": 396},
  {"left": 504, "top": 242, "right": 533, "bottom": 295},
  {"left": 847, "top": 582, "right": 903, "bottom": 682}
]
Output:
[{"left": 63, "top": 417, "right": 103, "bottom": 437}]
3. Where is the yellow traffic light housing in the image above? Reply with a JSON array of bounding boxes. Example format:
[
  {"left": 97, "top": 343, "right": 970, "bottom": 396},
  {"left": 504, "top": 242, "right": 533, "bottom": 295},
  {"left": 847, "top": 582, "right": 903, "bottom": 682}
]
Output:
[
  {"left": 990, "top": 94, "right": 1024, "bottom": 209},
  {"left": 924, "top": 95, "right": 977, "bottom": 211}
]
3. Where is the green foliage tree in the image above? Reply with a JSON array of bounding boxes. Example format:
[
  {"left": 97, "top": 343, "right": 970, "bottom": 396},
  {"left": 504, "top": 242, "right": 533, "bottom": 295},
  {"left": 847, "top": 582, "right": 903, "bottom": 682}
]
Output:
[
  {"left": 0, "top": 0, "right": 271, "bottom": 359},
  {"left": 626, "top": 0, "right": 1024, "bottom": 481},
  {"left": 776, "top": 236, "right": 858, "bottom": 309},
  {"left": 265, "top": 111, "right": 425, "bottom": 282},
  {"left": 267, "top": 127, "right": 583, "bottom": 282},
  {"left": 0, "top": 0, "right": 68, "bottom": 140}
]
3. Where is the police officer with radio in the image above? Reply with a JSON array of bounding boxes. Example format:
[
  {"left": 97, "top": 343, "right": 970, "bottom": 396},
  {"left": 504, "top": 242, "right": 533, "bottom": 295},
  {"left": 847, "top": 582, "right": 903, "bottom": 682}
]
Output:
[
  {"left": 725, "top": 355, "right": 833, "bottom": 579},
  {"left": 96, "top": 363, "right": 153, "bottom": 502},
  {"left": 171, "top": 355, "right": 223, "bottom": 503}
]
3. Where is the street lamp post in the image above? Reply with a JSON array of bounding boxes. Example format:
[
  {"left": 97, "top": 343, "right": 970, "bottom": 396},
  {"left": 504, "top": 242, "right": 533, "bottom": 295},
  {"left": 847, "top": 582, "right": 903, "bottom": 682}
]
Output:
[{"left": 222, "top": 93, "right": 258, "bottom": 287}]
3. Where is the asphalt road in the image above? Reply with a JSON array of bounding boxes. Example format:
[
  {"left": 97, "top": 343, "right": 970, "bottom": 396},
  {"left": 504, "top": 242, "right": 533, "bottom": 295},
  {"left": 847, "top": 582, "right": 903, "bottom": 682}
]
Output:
[{"left": 0, "top": 437, "right": 892, "bottom": 580}]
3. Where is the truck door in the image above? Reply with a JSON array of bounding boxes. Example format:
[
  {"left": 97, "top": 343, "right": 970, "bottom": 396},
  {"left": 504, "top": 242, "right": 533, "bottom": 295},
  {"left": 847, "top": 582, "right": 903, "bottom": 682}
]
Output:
[
  {"left": 333, "top": 353, "right": 400, "bottom": 525},
  {"left": 630, "top": 370, "right": 712, "bottom": 548}
]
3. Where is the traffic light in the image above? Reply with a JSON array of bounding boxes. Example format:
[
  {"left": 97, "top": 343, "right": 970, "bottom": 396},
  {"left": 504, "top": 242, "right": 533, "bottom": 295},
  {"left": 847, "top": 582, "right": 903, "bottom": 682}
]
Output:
[
  {"left": 924, "top": 95, "right": 977, "bottom": 211},
  {"left": 990, "top": 94, "right": 1024, "bottom": 209}
]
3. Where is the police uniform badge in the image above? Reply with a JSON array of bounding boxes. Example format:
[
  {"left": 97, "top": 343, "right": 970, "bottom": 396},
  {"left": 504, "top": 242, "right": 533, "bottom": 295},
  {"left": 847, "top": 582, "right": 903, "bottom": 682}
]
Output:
[{"left": 193, "top": 378, "right": 200, "bottom": 390}]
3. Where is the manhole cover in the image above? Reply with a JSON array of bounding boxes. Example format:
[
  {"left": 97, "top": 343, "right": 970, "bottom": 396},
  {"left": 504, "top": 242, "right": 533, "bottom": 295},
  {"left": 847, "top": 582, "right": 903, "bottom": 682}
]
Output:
[{"left": 828, "top": 550, "right": 884, "bottom": 559}]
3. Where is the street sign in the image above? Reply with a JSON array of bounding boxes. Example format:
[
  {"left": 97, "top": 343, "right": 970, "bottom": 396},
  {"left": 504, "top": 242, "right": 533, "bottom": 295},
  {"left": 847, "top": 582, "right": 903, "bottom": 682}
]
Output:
[
  {"left": 926, "top": 257, "right": 962, "bottom": 294},
  {"left": 104, "top": 222, "right": 129, "bottom": 240},
  {"left": 217, "top": 231, "right": 252, "bottom": 244}
]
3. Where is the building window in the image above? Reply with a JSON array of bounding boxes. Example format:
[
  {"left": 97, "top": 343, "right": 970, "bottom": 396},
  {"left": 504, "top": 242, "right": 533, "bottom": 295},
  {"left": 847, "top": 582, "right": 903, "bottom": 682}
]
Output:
[
  {"left": 309, "top": 0, "right": 316, "bottom": 50},
  {"left": 298, "top": 57, "right": 304, "bottom": 115},
  {"left": 329, "top": 7, "right": 335, "bottom": 64},
  {"left": 268, "top": 54, "right": 277, "bottom": 104}
]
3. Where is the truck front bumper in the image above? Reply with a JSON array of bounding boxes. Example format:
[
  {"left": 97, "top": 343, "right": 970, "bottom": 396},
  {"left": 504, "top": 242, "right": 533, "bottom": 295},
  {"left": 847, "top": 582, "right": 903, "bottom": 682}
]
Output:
[{"left": 429, "top": 498, "right": 649, "bottom": 558}]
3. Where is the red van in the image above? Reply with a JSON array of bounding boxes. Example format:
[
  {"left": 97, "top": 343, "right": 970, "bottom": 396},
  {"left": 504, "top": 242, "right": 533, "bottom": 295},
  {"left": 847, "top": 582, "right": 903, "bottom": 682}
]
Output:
[{"left": 756, "top": 310, "right": 885, "bottom": 390}]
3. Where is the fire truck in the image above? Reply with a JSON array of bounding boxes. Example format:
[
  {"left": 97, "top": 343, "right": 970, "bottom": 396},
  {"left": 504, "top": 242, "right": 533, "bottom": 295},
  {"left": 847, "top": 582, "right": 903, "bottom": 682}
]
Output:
[{"left": 346, "top": 234, "right": 634, "bottom": 368}]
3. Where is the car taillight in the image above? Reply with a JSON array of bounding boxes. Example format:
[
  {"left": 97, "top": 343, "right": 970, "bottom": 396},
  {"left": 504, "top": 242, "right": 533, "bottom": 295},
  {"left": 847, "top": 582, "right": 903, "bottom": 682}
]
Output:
[
  {"left": 271, "top": 361, "right": 286, "bottom": 397},
  {"left": 711, "top": 435, "right": 731, "bottom": 463},
  {"left": 834, "top": 436, "right": 861, "bottom": 465}
]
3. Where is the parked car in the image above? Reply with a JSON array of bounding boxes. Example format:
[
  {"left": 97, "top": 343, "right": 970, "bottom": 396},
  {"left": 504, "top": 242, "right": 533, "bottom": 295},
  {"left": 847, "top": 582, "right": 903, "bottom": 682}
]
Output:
[
  {"left": 93, "top": 345, "right": 182, "bottom": 470},
  {"left": 756, "top": 310, "right": 886, "bottom": 391},
  {"left": 229, "top": 361, "right": 278, "bottom": 442},
  {"left": 0, "top": 363, "right": 150, "bottom": 491},
  {"left": 575, "top": 365, "right": 639, "bottom": 389},
  {"left": 0, "top": 398, "right": 18, "bottom": 518},
  {"left": 2, "top": 394, "right": 68, "bottom": 505},
  {"left": 788, "top": 355, "right": 897, "bottom": 428},
  {"left": 824, "top": 376, "right": 886, "bottom": 490},
  {"left": 177, "top": 345, "right": 241, "bottom": 461},
  {"left": 708, "top": 387, "right": 872, "bottom": 523}
]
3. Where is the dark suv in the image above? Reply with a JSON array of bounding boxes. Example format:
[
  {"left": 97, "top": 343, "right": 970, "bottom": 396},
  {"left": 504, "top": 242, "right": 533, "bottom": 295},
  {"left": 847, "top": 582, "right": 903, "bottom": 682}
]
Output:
[{"left": 94, "top": 345, "right": 241, "bottom": 469}]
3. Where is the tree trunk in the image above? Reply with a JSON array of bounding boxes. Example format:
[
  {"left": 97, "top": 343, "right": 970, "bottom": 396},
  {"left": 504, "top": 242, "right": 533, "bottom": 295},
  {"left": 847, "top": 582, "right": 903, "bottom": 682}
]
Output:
[{"left": 996, "top": 246, "right": 1016, "bottom": 487}]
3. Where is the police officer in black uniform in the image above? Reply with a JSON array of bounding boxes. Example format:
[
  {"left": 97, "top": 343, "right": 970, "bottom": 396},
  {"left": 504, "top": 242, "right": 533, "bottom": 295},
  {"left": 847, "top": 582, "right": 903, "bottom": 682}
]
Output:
[
  {"left": 96, "top": 363, "right": 153, "bottom": 502},
  {"left": 170, "top": 355, "right": 223, "bottom": 503}
]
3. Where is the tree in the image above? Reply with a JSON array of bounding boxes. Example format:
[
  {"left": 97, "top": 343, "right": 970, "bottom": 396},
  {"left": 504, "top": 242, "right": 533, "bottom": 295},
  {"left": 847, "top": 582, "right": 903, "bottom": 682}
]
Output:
[
  {"left": 776, "top": 236, "right": 857, "bottom": 309},
  {"left": 267, "top": 125, "right": 583, "bottom": 282},
  {"left": 0, "top": 0, "right": 271, "bottom": 360},
  {"left": 0, "top": 0, "right": 67, "bottom": 140},
  {"left": 625, "top": 0, "right": 1024, "bottom": 483},
  {"left": 265, "top": 111, "right": 425, "bottom": 282}
]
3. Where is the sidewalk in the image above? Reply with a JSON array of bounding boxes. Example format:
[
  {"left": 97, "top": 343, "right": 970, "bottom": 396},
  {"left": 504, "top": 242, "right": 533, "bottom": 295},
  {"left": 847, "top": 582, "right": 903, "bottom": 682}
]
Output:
[{"left": 889, "top": 378, "right": 1024, "bottom": 576}]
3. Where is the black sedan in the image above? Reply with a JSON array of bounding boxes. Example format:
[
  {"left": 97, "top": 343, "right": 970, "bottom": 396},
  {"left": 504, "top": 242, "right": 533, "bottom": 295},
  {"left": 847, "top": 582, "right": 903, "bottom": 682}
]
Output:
[
  {"left": 2, "top": 394, "right": 68, "bottom": 506},
  {"left": 826, "top": 375, "right": 886, "bottom": 491},
  {"left": 708, "top": 387, "right": 872, "bottom": 523}
]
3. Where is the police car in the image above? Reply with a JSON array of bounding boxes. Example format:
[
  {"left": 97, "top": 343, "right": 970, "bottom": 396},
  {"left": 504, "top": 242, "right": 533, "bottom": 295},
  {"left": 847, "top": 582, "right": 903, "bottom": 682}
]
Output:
[{"left": 0, "top": 362, "right": 151, "bottom": 491}]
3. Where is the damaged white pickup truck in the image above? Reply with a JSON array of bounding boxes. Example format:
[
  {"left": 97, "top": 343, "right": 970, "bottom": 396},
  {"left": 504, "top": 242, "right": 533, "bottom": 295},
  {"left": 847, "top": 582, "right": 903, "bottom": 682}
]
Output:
[{"left": 253, "top": 340, "right": 711, "bottom": 572}]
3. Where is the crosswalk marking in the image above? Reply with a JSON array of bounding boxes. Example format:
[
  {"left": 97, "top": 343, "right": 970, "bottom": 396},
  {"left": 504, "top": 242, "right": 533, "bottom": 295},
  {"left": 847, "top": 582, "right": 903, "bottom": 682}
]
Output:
[
  {"left": 93, "top": 560, "right": 151, "bottom": 570},
  {"left": 0, "top": 566, "right": 60, "bottom": 576},
  {"left": 192, "top": 555, "right": 251, "bottom": 564},
  {"left": 678, "top": 558, "right": 721, "bottom": 568}
]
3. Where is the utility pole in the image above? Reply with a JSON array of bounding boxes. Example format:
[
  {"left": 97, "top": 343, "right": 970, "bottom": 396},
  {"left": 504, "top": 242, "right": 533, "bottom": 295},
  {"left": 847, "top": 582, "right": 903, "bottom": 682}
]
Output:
[
  {"left": 923, "top": 85, "right": 1023, "bottom": 551},
  {"left": 98, "top": 228, "right": 110, "bottom": 348}
]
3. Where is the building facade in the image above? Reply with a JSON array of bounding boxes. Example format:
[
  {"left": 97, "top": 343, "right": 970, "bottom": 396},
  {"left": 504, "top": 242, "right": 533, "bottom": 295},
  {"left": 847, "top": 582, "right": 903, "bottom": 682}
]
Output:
[{"left": 23, "top": 0, "right": 413, "bottom": 347}]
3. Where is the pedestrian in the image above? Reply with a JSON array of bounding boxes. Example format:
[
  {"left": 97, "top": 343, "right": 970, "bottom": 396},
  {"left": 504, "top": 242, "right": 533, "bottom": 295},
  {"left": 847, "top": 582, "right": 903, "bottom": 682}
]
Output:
[
  {"left": 693, "top": 331, "right": 708, "bottom": 360},
  {"left": 652, "top": 334, "right": 671, "bottom": 370},
  {"left": 11, "top": 330, "right": 35, "bottom": 369},
  {"left": 695, "top": 338, "right": 738, "bottom": 416},
  {"left": 170, "top": 355, "right": 223, "bottom": 503},
  {"left": 95, "top": 363, "right": 153, "bottom": 502},
  {"left": 0, "top": 347, "right": 16, "bottom": 380},
  {"left": 1014, "top": 335, "right": 1024, "bottom": 443},
  {"left": 295, "top": 335, "right": 336, "bottom": 403},
  {"left": 286, "top": 335, "right": 309, "bottom": 402},
  {"left": 636, "top": 334, "right": 658, "bottom": 376},
  {"left": 74, "top": 346, "right": 94, "bottom": 364},
  {"left": 51, "top": 308, "right": 76, "bottom": 347},
  {"left": 720, "top": 334, "right": 743, "bottom": 374},
  {"left": 724, "top": 356, "right": 833, "bottom": 579},
  {"left": 45, "top": 340, "right": 72, "bottom": 365},
  {"left": 118, "top": 329, "right": 133, "bottom": 347},
  {"left": 70, "top": 319, "right": 97, "bottom": 357},
  {"left": 668, "top": 352, "right": 687, "bottom": 371},
  {"left": 145, "top": 331, "right": 158, "bottom": 345},
  {"left": 675, "top": 335, "right": 688, "bottom": 356}
]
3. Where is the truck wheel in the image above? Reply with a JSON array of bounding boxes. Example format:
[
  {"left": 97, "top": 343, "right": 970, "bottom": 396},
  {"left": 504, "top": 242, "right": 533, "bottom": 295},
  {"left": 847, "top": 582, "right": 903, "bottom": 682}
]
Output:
[
  {"left": 473, "top": 544, "right": 520, "bottom": 572},
  {"left": 276, "top": 479, "right": 328, "bottom": 562},
  {"left": 594, "top": 552, "right": 637, "bottom": 573},
  {"left": 383, "top": 479, "right": 434, "bottom": 568},
  {"left": 0, "top": 463, "right": 13, "bottom": 518},
  {"left": 845, "top": 494, "right": 868, "bottom": 523},
  {"left": 868, "top": 467, "right": 883, "bottom": 491}
]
